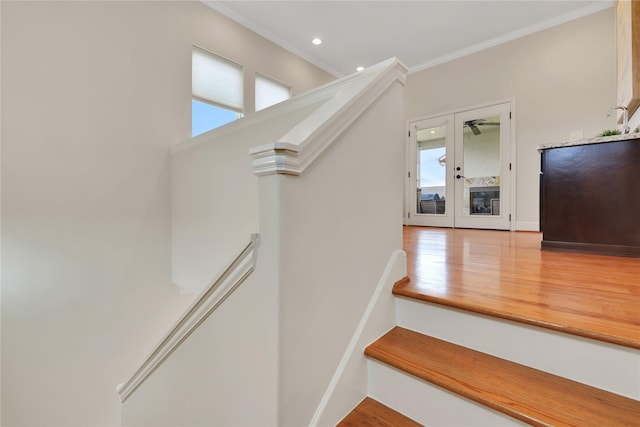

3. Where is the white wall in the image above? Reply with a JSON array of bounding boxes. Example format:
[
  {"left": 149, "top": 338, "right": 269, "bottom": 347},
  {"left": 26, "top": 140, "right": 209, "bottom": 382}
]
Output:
[
  {"left": 121, "top": 59, "right": 405, "bottom": 426},
  {"left": 265, "top": 82, "right": 405, "bottom": 426},
  {"left": 405, "top": 8, "right": 617, "bottom": 230},
  {"left": 171, "top": 102, "right": 323, "bottom": 294},
  {"left": 0, "top": 1, "right": 333, "bottom": 425},
  {"left": 192, "top": 3, "right": 336, "bottom": 115},
  {"left": 121, "top": 268, "right": 280, "bottom": 426}
]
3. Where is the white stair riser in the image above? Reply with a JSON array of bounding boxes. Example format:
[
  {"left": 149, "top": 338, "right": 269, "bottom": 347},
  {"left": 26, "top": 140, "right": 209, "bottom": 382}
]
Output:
[
  {"left": 368, "top": 360, "right": 528, "bottom": 427},
  {"left": 396, "top": 297, "right": 640, "bottom": 400}
]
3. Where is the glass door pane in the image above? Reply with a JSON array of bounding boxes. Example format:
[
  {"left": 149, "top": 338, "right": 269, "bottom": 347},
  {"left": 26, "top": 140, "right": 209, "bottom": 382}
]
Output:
[
  {"left": 417, "top": 126, "right": 447, "bottom": 216},
  {"left": 462, "top": 114, "right": 501, "bottom": 217},
  {"left": 454, "top": 103, "right": 511, "bottom": 230},
  {"left": 407, "top": 115, "right": 454, "bottom": 228}
]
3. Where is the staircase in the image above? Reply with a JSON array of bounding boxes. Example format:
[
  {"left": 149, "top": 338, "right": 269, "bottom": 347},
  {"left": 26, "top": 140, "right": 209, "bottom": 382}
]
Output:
[
  {"left": 121, "top": 58, "right": 411, "bottom": 426},
  {"left": 338, "top": 229, "right": 640, "bottom": 426},
  {"left": 120, "top": 56, "right": 637, "bottom": 425},
  {"left": 339, "top": 289, "right": 640, "bottom": 426}
]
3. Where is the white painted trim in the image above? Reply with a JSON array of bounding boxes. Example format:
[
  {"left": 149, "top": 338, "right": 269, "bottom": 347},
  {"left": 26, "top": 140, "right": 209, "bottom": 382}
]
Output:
[
  {"left": 172, "top": 65, "right": 368, "bottom": 154},
  {"left": 251, "top": 58, "right": 408, "bottom": 176},
  {"left": 0, "top": 3, "right": 3, "bottom": 420},
  {"left": 406, "top": 114, "right": 455, "bottom": 228},
  {"left": 250, "top": 142, "right": 302, "bottom": 176},
  {"left": 516, "top": 221, "right": 540, "bottom": 232},
  {"left": 509, "top": 98, "right": 517, "bottom": 231},
  {"left": 202, "top": 0, "right": 612, "bottom": 79},
  {"left": 408, "top": 1, "right": 614, "bottom": 74},
  {"left": 309, "top": 250, "right": 406, "bottom": 427},
  {"left": 116, "top": 234, "right": 260, "bottom": 403},
  {"left": 408, "top": 98, "right": 516, "bottom": 124}
]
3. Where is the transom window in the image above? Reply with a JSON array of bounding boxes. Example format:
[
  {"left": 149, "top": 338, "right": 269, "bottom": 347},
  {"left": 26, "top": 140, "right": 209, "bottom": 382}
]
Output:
[
  {"left": 255, "top": 73, "right": 291, "bottom": 111},
  {"left": 192, "top": 47, "right": 243, "bottom": 136}
]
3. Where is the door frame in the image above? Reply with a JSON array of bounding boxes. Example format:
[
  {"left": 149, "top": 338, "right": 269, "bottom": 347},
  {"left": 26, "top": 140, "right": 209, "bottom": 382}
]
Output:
[
  {"left": 407, "top": 114, "right": 455, "bottom": 227},
  {"left": 405, "top": 98, "right": 517, "bottom": 231}
]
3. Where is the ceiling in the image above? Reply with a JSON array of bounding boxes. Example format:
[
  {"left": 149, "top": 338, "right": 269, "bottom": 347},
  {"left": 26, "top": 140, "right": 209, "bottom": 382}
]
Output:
[{"left": 204, "top": 0, "right": 613, "bottom": 77}]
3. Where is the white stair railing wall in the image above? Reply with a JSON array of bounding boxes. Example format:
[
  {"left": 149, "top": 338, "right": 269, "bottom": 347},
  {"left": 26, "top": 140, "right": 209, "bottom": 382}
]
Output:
[
  {"left": 120, "top": 58, "right": 408, "bottom": 426},
  {"left": 171, "top": 100, "right": 326, "bottom": 296}
]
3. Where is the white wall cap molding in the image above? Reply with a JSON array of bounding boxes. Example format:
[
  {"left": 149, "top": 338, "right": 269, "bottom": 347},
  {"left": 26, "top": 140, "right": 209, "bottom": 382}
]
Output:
[
  {"left": 249, "top": 141, "right": 300, "bottom": 156},
  {"left": 172, "top": 70, "right": 360, "bottom": 155},
  {"left": 117, "top": 234, "right": 260, "bottom": 403},
  {"left": 251, "top": 143, "right": 302, "bottom": 176},
  {"left": 251, "top": 58, "right": 408, "bottom": 176}
]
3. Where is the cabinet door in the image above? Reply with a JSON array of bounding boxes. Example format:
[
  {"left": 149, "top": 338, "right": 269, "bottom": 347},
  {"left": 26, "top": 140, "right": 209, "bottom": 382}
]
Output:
[{"left": 541, "top": 140, "right": 640, "bottom": 256}]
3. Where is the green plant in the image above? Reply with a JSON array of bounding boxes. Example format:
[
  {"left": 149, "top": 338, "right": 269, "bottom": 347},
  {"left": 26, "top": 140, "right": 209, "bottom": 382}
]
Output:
[{"left": 598, "top": 129, "right": 622, "bottom": 137}]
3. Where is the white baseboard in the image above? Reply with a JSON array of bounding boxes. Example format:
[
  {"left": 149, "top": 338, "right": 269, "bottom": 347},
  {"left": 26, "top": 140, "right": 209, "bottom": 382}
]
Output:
[
  {"left": 310, "top": 249, "right": 407, "bottom": 427},
  {"left": 515, "top": 221, "right": 539, "bottom": 231}
]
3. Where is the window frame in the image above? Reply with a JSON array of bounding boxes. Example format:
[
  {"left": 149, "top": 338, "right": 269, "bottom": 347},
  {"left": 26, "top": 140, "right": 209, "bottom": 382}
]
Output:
[
  {"left": 191, "top": 46, "right": 244, "bottom": 135},
  {"left": 192, "top": 46, "right": 244, "bottom": 114},
  {"left": 255, "top": 72, "right": 291, "bottom": 112}
]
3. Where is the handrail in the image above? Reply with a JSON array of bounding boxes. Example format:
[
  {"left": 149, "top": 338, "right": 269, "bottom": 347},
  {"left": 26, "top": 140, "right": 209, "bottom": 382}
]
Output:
[
  {"left": 116, "top": 234, "right": 260, "bottom": 403},
  {"left": 250, "top": 58, "right": 408, "bottom": 176}
]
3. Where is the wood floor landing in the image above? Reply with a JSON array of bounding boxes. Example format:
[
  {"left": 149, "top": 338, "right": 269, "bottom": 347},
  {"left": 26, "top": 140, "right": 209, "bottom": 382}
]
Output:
[{"left": 398, "top": 226, "right": 640, "bottom": 349}]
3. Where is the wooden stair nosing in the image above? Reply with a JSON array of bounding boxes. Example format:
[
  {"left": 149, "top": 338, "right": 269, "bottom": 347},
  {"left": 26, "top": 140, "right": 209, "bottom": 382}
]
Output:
[
  {"left": 337, "top": 396, "right": 423, "bottom": 427},
  {"left": 392, "top": 278, "right": 640, "bottom": 350},
  {"left": 365, "top": 326, "right": 640, "bottom": 427}
]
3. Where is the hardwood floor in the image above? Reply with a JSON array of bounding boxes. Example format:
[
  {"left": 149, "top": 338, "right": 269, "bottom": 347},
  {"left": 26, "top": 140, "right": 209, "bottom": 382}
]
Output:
[{"left": 397, "top": 226, "right": 640, "bottom": 349}]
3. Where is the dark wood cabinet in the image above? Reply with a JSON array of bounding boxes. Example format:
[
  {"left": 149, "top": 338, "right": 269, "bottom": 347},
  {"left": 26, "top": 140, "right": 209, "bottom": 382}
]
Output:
[{"left": 540, "top": 138, "right": 640, "bottom": 257}]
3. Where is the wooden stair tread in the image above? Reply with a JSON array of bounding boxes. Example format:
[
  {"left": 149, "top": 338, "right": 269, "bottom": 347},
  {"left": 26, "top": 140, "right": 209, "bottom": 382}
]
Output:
[
  {"left": 401, "top": 227, "right": 640, "bottom": 350},
  {"left": 365, "top": 327, "right": 640, "bottom": 427},
  {"left": 393, "top": 277, "right": 640, "bottom": 350},
  {"left": 337, "top": 397, "right": 423, "bottom": 427}
]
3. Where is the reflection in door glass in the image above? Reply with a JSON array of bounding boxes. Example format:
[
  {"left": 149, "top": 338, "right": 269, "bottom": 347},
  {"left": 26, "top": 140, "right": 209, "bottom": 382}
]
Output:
[
  {"left": 416, "top": 126, "right": 446, "bottom": 215},
  {"left": 462, "top": 115, "right": 501, "bottom": 216}
]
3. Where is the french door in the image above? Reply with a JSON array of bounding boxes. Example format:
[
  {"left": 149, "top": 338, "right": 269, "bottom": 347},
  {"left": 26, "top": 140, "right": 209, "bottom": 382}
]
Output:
[{"left": 407, "top": 103, "right": 512, "bottom": 230}]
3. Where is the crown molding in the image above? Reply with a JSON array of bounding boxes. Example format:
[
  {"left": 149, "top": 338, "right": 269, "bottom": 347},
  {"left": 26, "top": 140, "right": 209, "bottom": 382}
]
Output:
[
  {"left": 201, "top": 0, "right": 342, "bottom": 77},
  {"left": 409, "top": 1, "right": 615, "bottom": 74}
]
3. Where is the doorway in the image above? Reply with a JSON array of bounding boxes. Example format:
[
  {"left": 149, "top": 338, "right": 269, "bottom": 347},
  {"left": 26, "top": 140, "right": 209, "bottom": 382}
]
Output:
[{"left": 407, "top": 102, "right": 512, "bottom": 230}]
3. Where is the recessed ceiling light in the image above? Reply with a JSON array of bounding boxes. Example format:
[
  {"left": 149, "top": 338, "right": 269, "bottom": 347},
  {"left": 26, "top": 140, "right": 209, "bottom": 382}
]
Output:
[
  {"left": 356, "top": 66, "right": 364, "bottom": 72},
  {"left": 312, "top": 38, "right": 322, "bottom": 45},
  {"left": 429, "top": 130, "right": 436, "bottom": 134}
]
